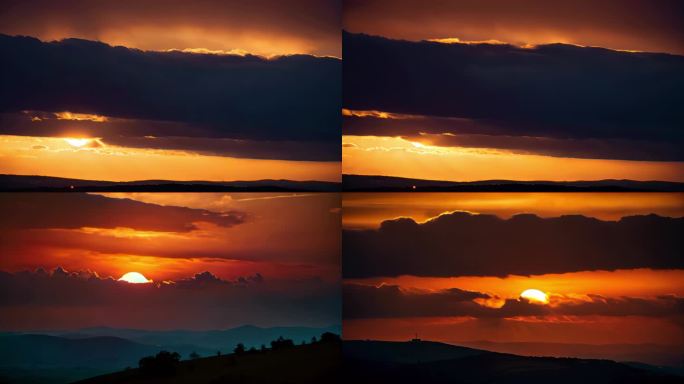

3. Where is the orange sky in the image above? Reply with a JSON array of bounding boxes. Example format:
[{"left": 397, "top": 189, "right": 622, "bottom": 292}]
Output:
[
  {"left": 0, "top": 135, "right": 340, "bottom": 182},
  {"left": 0, "top": 192, "right": 342, "bottom": 330},
  {"left": 342, "top": 136, "right": 684, "bottom": 182},
  {"left": 0, "top": 193, "right": 341, "bottom": 282},
  {"left": 343, "top": 0, "right": 684, "bottom": 55},
  {"left": 0, "top": 0, "right": 341, "bottom": 57},
  {"left": 344, "top": 268, "right": 684, "bottom": 347},
  {"left": 346, "top": 269, "right": 684, "bottom": 301},
  {"left": 342, "top": 192, "right": 684, "bottom": 353}
]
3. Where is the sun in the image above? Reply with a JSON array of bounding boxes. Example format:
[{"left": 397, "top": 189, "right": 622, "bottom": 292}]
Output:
[
  {"left": 118, "top": 272, "right": 151, "bottom": 284},
  {"left": 520, "top": 289, "right": 549, "bottom": 304},
  {"left": 64, "top": 138, "right": 92, "bottom": 148}
]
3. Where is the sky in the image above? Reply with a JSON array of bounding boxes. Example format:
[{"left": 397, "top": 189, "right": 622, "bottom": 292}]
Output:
[
  {"left": 342, "top": 193, "right": 684, "bottom": 365},
  {"left": 0, "top": 0, "right": 341, "bottom": 182},
  {"left": 0, "top": 193, "right": 341, "bottom": 330},
  {"left": 342, "top": 0, "right": 684, "bottom": 182}
]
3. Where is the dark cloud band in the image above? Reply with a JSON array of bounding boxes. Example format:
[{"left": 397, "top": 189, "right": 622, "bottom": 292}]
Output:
[
  {"left": 343, "top": 283, "right": 684, "bottom": 319},
  {"left": 343, "top": 212, "right": 683, "bottom": 278},
  {"left": 0, "top": 193, "right": 245, "bottom": 232},
  {"left": 0, "top": 34, "right": 341, "bottom": 143},
  {"left": 343, "top": 32, "right": 684, "bottom": 161}
]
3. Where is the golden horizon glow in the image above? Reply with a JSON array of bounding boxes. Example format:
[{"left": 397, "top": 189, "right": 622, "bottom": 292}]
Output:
[
  {"left": 343, "top": 135, "right": 684, "bottom": 182},
  {"left": 118, "top": 271, "right": 151, "bottom": 284},
  {"left": 428, "top": 37, "right": 529, "bottom": 47},
  {"left": 520, "top": 289, "right": 549, "bottom": 304},
  {"left": 347, "top": 269, "right": 684, "bottom": 300},
  {"left": 55, "top": 111, "right": 108, "bottom": 122},
  {"left": 0, "top": 135, "right": 340, "bottom": 182},
  {"left": 342, "top": 108, "right": 411, "bottom": 119}
]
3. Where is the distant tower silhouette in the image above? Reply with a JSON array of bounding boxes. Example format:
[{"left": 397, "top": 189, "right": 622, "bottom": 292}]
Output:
[{"left": 411, "top": 332, "right": 421, "bottom": 342}]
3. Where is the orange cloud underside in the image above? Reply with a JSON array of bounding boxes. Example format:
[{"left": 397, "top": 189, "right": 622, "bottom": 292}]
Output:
[
  {"left": 347, "top": 269, "right": 684, "bottom": 300},
  {"left": 0, "top": 193, "right": 341, "bottom": 282},
  {"left": 342, "top": 135, "right": 684, "bottom": 182},
  {"left": 342, "top": 192, "right": 684, "bottom": 229},
  {"left": 345, "top": 269, "right": 684, "bottom": 346},
  {"left": 0, "top": 135, "right": 340, "bottom": 182}
]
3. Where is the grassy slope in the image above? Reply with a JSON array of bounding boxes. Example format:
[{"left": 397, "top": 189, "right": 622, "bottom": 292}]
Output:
[{"left": 75, "top": 342, "right": 341, "bottom": 384}]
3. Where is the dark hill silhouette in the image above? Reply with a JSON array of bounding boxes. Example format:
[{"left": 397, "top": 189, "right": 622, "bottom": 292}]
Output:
[
  {"left": 0, "top": 174, "right": 340, "bottom": 192},
  {"left": 74, "top": 337, "right": 341, "bottom": 384},
  {"left": 343, "top": 340, "right": 484, "bottom": 363},
  {"left": 342, "top": 174, "right": 684, "bottom": 192},
  {"left": 459, "top": 340, "right": 684, "bottom": 367},
  {"left": 0, "top": 326, "right": 340, "bottom": 383},
  {"left": 343, "top": 340, "right": 682, "bottom": 384}
]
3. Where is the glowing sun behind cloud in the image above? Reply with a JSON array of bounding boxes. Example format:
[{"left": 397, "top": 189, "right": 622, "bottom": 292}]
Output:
[
  {"left": 118, "top": 271, "right": 152, "bottom": 284},
  {"left": 520, "top": 288, "right": 549, "bottom": 304},
  {"left": 64, "top": 138, "right": 93, "bottom": 148}
]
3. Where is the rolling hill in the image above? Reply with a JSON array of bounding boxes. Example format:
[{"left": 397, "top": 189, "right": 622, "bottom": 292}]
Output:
[
  {"left": 343, "top": 174, "right": 684, "bottom": 192},
  {"left": 74, "top": 339, "right": 341, "bottom": 384},
  {"left": 0, "top": 174, "right": 340, "bottom": 192},
  {"left": 343, "top": 340, "right": 682, "bottom": 383},
  {"left": 0, "top": 326, "right": 341, "bottom": 384}
]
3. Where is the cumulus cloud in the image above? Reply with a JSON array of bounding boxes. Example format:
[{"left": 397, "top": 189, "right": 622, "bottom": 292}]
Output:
[
  {"left": 343, "top": 212, "right": 683, "bottom": 278},
  {"left": 0, "top": 267, "right": 338, "bottom": 330},
  {"left": 343, "top": 32, "right": 684, "bottom": 161},
  {"left": 173, "top": 271, "right": 264, "bottom": 288}
]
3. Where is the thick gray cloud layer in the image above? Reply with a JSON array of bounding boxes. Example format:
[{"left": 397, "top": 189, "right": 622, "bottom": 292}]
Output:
[
  {"left": 343, "top": 212, "right": 683, "bottom": 278},
  {"left": 0, "top": 34, "right": 341, "bottom": 160},
  {"left": 343, "top": 32, "right": 684, "bottom": 161}
]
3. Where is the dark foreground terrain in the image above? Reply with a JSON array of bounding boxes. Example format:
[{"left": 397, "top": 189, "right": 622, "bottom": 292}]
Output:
[
  {"left": 343, "top": 340, "right": 683, "bottom": 384},
  {"left": 0, "top": 174, "right": 339, "bottom": 192},
  {"left": 0, "top": 326, "right": 340, "bottom": 383},
  {"left": 75, "top": 340, "right": 341, "bottom": 384},
  {"left": 343, "top": 174, "right": 684, "bottom": 192}
]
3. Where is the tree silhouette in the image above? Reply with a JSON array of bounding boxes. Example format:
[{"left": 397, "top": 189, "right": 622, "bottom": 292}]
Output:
[
  {"left": 311, "top": 336, "right": 318, "bottom": 344},
  {"left": 320, "top": 332, "right": 341, "bottom": 343},
  {"left": 270, "top": 336, "right": 295, "bottom": 350},
  {"left": 234, "top": 343, "right": 245, "bottom": 354},
  {"left": 138, "top": 351, "right": 181, "bottom": 377},
  {"left": 189, "top": 351, "right": 200, "bottom": 360}
]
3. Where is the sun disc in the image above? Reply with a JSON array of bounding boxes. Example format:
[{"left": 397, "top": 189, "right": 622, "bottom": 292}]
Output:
[
  {"left": 118, "top": 271, "right": 151, "bottom": 284},
  {"left": 64, "top": 138, "right": 91, "bottom": 148},
  {"left": 520, "top": 288, "right": 549, "bottom": 304}
]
